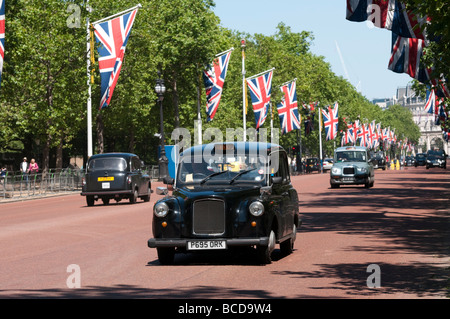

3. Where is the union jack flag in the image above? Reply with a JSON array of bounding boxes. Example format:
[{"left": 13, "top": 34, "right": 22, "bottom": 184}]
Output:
[
  {"left": 346, "top": 0, "right": 427, "bottom": 40},
  {"left": 424, "top": 89, "right": 435, "bottom": 114},
  {"left": 444, "top": 129, "right": 450, "bottom": 142},
  {"left": 277, "top": 81, "right": 300, "bottom": 134},
  {"left": 352, "top": 120, "right": 360, "bottom": 145},
  {"left": 357, "top": 123, "right": 369, "bottom": 147},
  {"left": 203, "top": 49, "right": 232, "bottom": 122},
  {"left": 369, "top": 121, "right": 379, "bottom": 149},
  {"left": 321, "top": 103, "right": 339, "bottom": 141},
  {"left": 381, "top": 127, "right": 389, "bottom": 141},
  {"left": 435, "top": 99, "right": 448, "bottom": 125},
  {"left": 247, "top": 70, "right": 273, "bottom": 130},
  {"left": 0, "top": 0, "right": 4, "bottom": 88},
  {"left": 341, "top": 125, "right": 354, "bottom": 146},
  {"left": 304, "top": 115, "right": 314, "bottom": 135},
  {"left": 93, "top": 8, "right": 139, "bottom": 110},
  {"left": 388, "top": 32, "right": 428, "bottom": 83}
]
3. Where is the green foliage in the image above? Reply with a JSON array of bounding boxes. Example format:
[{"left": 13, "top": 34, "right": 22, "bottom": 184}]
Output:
[{"left": 0, "top": 0, "right": 422, "bottom": 166}]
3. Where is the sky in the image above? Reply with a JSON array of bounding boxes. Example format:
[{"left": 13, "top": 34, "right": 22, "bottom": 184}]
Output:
[{"left": 212, "top": 0, "right": 413, "bottom": 101}]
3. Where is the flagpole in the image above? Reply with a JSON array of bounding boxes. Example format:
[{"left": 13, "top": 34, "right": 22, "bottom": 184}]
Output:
[
  {"left": 319, "top": 107, "right": 323, "bottom": 174},
  {"left": 215, "top": 47, "right": 234, "bottom": 57},
  {"left": 278, "top": 78, "right": 297, "bottom": 88},
  {"left": 92, "top": 3, "right": 142, "bottom": 25},
  {"left": 196, "top": 71, "right": 202, "bottom": 145},
  {"left": 246, "top": 67, "right": 276, "bottom": 81},
  {"left": 241, "top": 39, "right": 246, "bottom": 142},
  {"left": 86, "top": 2, "right": 93, "bottom": 158}
]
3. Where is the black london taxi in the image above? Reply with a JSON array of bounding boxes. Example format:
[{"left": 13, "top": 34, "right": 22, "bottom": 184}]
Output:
[
  {"left": 81, "top": 153, "right": 151, "bottom": 206},
  {"left": 305, "top": 157, "right": 320, "bottom": 173},
  {"left": 147, "top": 142, "right": 301, "bottom": 265}
]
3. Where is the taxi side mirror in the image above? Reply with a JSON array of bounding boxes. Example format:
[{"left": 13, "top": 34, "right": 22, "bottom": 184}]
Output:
[
  {"left": 163, "top": 177, "right": 174, "bottom": 185},
  {"left": 156, "top": 187, "right": 169, "bottom": 196}
]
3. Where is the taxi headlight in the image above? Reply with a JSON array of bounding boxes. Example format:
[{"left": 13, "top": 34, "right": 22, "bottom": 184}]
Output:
[
  {"left": 249, "top": 201, "right": 264, "bottom": 217},
  {"left": 331, "top": 167, "right": 341, "bottom": 175},
  {"left": 357, "top": 167, "right": 367, "bottom": 173},
  {"left": 154, "top": 202, "right": 169, "bottom": 218}
]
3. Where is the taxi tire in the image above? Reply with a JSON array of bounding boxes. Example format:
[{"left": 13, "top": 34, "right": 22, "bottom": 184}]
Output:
[
  {"left": 257, "top": 230, "right": 275, "bottom": 264},
  {"left": 157, "top": 247, "right": 175, "bottom": 265},
  {"left": 142, "top": 187, "right": 151, "bottom": 202},
  {"left": 86, "top": 196, "right": 94, "bottom": 207},
  {"left": 130, "top": 188, "right": 138, "bottom": 204},
  {"left": 280, "top": 224, "right": 296, "bottom": 256}
]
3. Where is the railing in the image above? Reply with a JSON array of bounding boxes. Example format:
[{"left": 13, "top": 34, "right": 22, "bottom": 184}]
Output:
[
  {"left": 0, "top": 166, "right": 162, "bottom": 201},
  {"left": 0, "top": 168, "right": 85, "bottom": 201}
]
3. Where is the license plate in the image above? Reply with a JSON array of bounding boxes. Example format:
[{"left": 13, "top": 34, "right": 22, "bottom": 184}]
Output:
[
  {"left": 102, "top": 182, "right": 110, "bottom": 189},
  {"left": 98, "top": 177, "right": 114, "bottom": 182},
  {"left": 342, "top": 177, "right": 355, "bottom": 181},
  {"left": 187, "top": 240, "right": 227, "bottom": 250}
]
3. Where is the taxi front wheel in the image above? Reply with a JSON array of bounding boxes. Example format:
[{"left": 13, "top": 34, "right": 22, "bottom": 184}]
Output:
[{"left": 257, "top": 230, "right": 275, "bottom": 265}]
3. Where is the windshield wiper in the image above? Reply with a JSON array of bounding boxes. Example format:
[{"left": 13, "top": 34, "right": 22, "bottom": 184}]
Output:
[
  {"left": 229, "top": 168, "right": 257, "bottom": 184},
  {"left": 199, "top": 170, "right": 229, "bottom": 184}
]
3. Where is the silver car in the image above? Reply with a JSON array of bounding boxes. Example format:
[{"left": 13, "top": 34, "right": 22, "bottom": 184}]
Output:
[{"left": 330, "top": 146, "right": 375, "bottom": 188}]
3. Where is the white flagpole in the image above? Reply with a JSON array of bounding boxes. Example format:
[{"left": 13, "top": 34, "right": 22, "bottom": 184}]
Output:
[
  {"left": 86, "top": 2, "right": 93, "bottom": 158},
  {"left": 215, "top": 47, "right": 234, "bottom": 57},
  {"left": 241, "top": 39, "right": 246, "bottom": 142},
  {"left": 278, "top": 78, "right": 297, "bottom": 89},
  {"left": 246, "top": 67, "right": 275, "bottom": 81},
  {"left": 319, "top": 107, "right": 323, "bottom": 173},
  {"left": 92, "top": 3, "right": 142, "bottom": 25}
]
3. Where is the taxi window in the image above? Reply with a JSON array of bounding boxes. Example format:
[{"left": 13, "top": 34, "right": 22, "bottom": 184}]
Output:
[{"left": 88, "top": 158, "right": 127, "bottom": 171}]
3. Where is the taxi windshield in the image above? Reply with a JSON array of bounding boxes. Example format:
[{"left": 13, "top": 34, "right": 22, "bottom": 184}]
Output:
[
  {"left": 335, "top": 151, "right": 367, "bottom": 163},
  {"left": 177, "top": 153, "right": 268, "bottom": 186},
  {"left": 88, "top": 158, "right": 127, "bottom": 171}
]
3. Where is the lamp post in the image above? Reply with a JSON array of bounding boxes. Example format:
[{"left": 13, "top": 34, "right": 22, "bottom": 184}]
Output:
[{"left": 155, "top": 71, "right": 168, "bottom": 181}]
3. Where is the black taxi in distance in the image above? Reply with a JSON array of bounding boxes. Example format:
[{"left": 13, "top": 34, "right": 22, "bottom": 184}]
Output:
[
  {"left": 81, "top": 153, "right": 151, "bottom": 206},
  {"left": 147, "top": 142, "right": 301, "bottom": 265}
]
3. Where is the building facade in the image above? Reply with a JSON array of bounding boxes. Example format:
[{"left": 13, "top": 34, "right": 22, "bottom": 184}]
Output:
[{"left": 373, "top": 85, "right": 447, "bottom": 155}]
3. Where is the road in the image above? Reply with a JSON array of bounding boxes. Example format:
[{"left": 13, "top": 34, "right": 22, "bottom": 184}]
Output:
[{"left": 0, "top": 165, "right": 449, "bottom": 300}]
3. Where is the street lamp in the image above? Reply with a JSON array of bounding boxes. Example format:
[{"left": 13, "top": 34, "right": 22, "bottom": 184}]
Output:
[{"left": 155, "top": 71, "right": 168, "bottom": 181}]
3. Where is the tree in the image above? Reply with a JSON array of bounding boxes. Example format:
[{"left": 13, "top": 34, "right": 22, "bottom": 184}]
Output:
[{"left": 1, "top": 0, "right": 87, "bottom": 170}]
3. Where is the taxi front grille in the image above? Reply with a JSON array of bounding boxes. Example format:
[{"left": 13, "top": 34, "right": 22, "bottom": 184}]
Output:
[
  {"left": 343, "top": 167, "right": 355, "bottom": 175},
  {"left": 192, "top": 199, "right": 225, "bottom": 235}
]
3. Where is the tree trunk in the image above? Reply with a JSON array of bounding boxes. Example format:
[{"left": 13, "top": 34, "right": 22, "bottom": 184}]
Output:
[
  {"left": 128, "top": 125, "right": 135, "bottom": 153},
  {"left": 55, "top": 137, "right": 63, "bottom": 169},
  {"left": 42, "top": 136, "right": 51, "bottom": 173}
]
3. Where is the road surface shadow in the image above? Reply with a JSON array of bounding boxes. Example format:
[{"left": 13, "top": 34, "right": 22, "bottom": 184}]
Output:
[
  {"left": 272, "top": 262, "right": 450, "bottom": 298},
  {"left": 0, "top": 284, "right": 276, "bottom": 299},
  {"left": 295, "top": 169, "right": 450, "bottom": 298}
]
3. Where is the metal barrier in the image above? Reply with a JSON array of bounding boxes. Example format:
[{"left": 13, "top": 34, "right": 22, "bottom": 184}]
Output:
[
  {"left": 0, "top": 169, "right": 84, "bottom": 201},
  {"left": 0, "top": 165, "right": 164, "bottom": 201}
]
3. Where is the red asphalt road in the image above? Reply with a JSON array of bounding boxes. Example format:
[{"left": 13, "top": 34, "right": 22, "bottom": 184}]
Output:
[{"left": 0, "top": 165, "right": 448, "bottom": 299}]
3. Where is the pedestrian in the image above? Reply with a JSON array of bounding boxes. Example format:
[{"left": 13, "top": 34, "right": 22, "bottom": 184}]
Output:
[
  {"left": 20, "top": 157, "right": 29, "bottom": 183},
  {"left": 28, "top": 158, "right": 39, "bottom": 176},
  {"left": 0, "top": 166, "right": 6, "bottom": 183}
]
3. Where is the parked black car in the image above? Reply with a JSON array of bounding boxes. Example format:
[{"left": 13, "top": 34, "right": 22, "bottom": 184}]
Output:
[
  {"left": 415, "top": 153, "right": 427, "bottom": 167},
  {"left": 371, "top": 154, "right": 386, "bottom": 170},
  {"left": 405, "top": 156, "right": 416, "bottom": 166},
  {"left": 426, "top": 149, "right": 446, "bottom": 169},
  {"left": 148, "top": 142, "right": 301, "bottom": 265},
  {"left": 305, "top": 157, "right": 320, "bottom": 173},
  {"left": 81, "top": 153, "right": 151, "bottom": 206}
]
